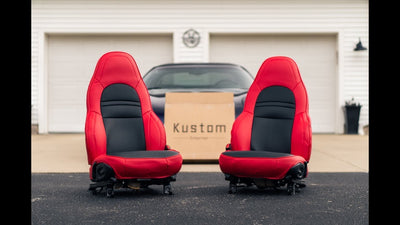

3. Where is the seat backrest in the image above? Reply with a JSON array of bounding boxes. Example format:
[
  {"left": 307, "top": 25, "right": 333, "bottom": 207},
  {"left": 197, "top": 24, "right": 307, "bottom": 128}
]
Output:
[
  {"left": 230, "top": 56, "right": 312, "bottom": 161},
  {"left": 85, "top": 51, "right": 166, "bottom": 165}
]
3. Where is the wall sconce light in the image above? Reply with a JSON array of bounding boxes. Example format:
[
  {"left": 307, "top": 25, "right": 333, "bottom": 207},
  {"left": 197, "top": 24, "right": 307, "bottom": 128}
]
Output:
[{"left": 354, "top": 38, "right": 367, "bottom": 51}]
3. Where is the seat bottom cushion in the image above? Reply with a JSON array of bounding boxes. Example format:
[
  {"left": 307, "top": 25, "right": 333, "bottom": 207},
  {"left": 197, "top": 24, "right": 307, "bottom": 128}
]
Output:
[
  {"left": 109, "top": 150, "right": 180, "bottom": 158},
  {"left": 219, "top": 150, "right": 306, "bottom": 180},
  {"left": 91, "top": 150, "right": 182, "bottom": 180},
  {"left": 221, "top": 151, "right": 292, "bottom": 158}
]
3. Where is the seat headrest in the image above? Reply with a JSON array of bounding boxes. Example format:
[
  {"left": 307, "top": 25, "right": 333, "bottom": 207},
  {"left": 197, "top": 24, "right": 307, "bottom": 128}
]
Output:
[
  {"left": 91, "top": 51, "right": 142, "bottom": 88},
  {"left": 87, "top": 51, "right": 152, "bottom": 115},
  {"left": 243, "top": 56, "right": 306, "bottom": 114},
  {"left": 253, "top": 56, "right": 302, "bottom": 90}
]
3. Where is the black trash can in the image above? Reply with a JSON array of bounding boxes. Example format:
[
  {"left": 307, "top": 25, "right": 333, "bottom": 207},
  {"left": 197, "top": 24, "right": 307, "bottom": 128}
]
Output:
[{"left": 344, "top": 105, "right": 362, "bottom": 134}]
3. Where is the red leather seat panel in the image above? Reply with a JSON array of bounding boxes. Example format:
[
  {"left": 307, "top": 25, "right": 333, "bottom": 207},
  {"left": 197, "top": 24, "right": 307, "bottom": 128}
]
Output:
[
  {"left": 85, "top": 51, "right": 182, "bottom": 180},
  {"left": 219, "top": 56, "right": 311, "bottom": 180}
]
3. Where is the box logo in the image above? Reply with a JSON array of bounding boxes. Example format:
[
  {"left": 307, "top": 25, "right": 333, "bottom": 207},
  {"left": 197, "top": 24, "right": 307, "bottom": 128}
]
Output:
[{"left": 164, "top": 92, "right": 234, "bottom": 160}]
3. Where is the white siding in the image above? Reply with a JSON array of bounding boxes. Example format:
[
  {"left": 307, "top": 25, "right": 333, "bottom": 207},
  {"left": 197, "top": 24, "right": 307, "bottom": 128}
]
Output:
[{"left": 32, "top": 0, "right": 368, "bottom": 133}]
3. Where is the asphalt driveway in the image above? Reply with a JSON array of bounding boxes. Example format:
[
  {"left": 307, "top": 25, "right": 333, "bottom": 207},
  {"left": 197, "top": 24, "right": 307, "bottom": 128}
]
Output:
[{"left": 32, "top": 172, "right": 368, "bottom": 225}]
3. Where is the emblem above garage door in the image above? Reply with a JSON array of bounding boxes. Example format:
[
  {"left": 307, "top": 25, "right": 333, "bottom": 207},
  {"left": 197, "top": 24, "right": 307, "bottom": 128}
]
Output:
[
  {"left": 47, "top": 34, "right": 173, "bottom": 132},
  {"left": 210, "top": 34, "right": 337, "bottom": 133}
]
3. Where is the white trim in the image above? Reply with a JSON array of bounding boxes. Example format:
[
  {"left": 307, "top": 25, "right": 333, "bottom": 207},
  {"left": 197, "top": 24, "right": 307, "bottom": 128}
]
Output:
[
  {"left": 202, "top": 31, "right": 210, "bottom": 62},
  {"left": 173, "top": 30, "right": 180, "bottom": 63},
  {"left": 37, "top": 31, "right": 48, "bottom": 134},
  {"left": 336, "top": 31, "right": 345, "bottom": 134}
]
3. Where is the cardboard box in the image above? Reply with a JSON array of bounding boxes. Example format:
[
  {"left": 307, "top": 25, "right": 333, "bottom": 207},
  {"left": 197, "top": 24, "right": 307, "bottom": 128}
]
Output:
[{"left": 164, "top": 92, "right": 234, "bottom": 160}]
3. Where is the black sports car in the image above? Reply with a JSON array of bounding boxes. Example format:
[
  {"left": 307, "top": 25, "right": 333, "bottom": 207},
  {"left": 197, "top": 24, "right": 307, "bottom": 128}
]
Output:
[{"left": 143, "top": 63, "right": 254, "bottom": 122}]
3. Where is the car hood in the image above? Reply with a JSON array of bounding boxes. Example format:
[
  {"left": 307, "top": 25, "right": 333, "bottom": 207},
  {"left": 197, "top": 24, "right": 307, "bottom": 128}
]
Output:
[{"left": 148, "top": 88, "right": 248, "bottom": 97}]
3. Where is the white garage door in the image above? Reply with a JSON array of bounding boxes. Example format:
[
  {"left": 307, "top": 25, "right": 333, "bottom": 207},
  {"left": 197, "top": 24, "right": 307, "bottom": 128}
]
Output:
[
  {"left": 210, "top": 34, "right": 337, "bottom": 133},
  {"left": 47, "top": 34, "right": 173, "bottom": 132}
]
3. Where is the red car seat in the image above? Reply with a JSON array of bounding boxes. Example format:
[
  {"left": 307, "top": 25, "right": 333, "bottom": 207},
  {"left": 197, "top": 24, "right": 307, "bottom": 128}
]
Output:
[
  {"left": 85, "top": 51, "right": 183, "bottom": 197},
  {"left": 219, "top": 56, "right": 312, "bottom": 195}
]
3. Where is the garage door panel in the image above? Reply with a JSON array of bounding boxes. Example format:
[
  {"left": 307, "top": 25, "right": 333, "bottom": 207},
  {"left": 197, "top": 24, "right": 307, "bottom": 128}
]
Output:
[
  {"left": 210, "top": 34, "right": 337, "bottom": 133},
  {"left": 48, "top": 34, "right": 173, "bottom": 132}
]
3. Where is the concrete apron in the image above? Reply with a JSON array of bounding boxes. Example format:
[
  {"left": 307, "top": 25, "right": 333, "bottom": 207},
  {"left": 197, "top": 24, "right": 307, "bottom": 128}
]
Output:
[{"left": 31, "top": 134, "right": 368, "bottom": 173}]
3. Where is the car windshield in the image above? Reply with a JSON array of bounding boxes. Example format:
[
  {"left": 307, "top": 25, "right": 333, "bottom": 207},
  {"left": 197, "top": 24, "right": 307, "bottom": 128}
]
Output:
[{"left": 143, "top": 65, "right": 253, "bottom": 90}]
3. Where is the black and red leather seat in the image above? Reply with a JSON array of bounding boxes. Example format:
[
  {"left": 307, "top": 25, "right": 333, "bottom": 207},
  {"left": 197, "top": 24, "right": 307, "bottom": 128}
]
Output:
[
  {"left": 219, "top": 56, "right": 312, "bottom": 194},
  {"left": 85, "top": 51, "right": 183, "bottom": 197}
]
